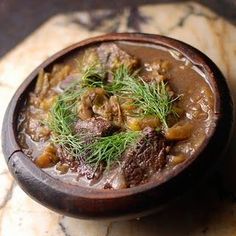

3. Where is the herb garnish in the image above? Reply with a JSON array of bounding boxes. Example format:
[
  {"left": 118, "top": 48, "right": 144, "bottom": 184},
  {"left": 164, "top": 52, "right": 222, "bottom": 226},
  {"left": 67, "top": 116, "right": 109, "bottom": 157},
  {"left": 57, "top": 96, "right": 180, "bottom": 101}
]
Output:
[
  {"left": 86, "top": 131, "right": 140, "bottom": 168},
  {"left": 48, "top": 64, "right": 140, "bottom": 166},
  {"left": 47, "top": 62, "right": 179, "bottom": 168},
  {"left": 105, "top": 65, "right": 132, "bottom": 94},
  {"left": 107, "top": 65, "right": 179, "bottom": 128},
  {"left": 124, "top": 78, "right": 179, "bottom": 128},
  {"left": 48, "top": 82, "right": 84, "bottom": 156},
  {"left": 47, "top": 63, "right": 104, "bottom": 156},
  {"left": 80, "top": 63, "right": 105, "bottom": 88}
]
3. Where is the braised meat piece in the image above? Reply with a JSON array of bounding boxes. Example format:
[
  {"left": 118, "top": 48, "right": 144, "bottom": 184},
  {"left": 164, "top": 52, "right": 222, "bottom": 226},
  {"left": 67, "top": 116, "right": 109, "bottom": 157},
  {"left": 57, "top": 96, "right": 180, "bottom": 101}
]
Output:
[
  {"left": 122, "top": 127, "right": 168, "bottom": 187},
  {"left": 97, "top": 43, "right": 139, "bottom": 71},
  {"left": 56, "top": 146, "right": 104, "bottom": 181},
  {"left": 75, "top": 117, "right": 117, "bottom": 137},
  {"left": 57, "top": 117, "right": 117, "bottom": 181},
  {"left": 77, "top": 161, "right": 104, "bottom": 182}
]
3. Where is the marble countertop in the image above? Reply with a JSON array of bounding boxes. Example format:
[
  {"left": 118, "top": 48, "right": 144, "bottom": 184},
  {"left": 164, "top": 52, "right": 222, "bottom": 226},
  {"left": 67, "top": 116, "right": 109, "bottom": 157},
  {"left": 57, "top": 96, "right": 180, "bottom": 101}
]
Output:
[{"left": 0, "top": 1, "right": 236, "bottom": 235}]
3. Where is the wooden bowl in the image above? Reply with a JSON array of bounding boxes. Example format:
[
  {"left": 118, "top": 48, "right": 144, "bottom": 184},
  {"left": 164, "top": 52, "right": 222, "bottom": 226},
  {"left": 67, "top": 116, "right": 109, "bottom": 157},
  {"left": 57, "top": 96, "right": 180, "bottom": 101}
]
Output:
[{"left": 1, "top": 33, "right": 234, "bottom": 220}]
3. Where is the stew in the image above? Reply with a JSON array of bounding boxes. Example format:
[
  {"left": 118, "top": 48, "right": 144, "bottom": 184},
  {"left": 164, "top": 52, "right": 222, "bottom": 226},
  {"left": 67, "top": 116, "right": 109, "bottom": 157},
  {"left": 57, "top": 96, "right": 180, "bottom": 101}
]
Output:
[{"left": 17, "top": 41, "right": 215, "bottom": 189}]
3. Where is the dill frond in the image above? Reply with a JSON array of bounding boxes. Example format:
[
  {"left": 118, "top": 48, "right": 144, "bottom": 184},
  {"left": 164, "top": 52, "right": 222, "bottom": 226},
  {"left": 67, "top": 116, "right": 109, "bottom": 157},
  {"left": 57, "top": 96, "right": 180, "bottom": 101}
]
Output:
[
  {"left": 106, "top": 65, "right": 179, "bottom": 128},
  {"left": 80, "top": 62, "right": 105, "bottom": 88},
  {"left": 47, "top": 80, "right": 84, "bottom": 155},
  {"left": 86, "top": 131, "right": 140, "bottom": 168},
  {"left": 126, "top": 78, "right": 179, "bottom": 128},
  {"left": 47, "top": 63, "right": 106, "bottom": 157},
  {"left": 105, "top": 65, "right": 130, "bottom": 93},
  {"left": 47, "top": 61, "right": 179, "bottom": 168},
  {"left": 51, "top": 133, "right": 84, "bottom": 157}
]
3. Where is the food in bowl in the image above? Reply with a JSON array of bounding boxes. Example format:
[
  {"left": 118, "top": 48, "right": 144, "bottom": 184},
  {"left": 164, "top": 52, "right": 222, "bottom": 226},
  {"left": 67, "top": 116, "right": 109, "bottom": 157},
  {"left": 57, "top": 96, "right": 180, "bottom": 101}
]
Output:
[
  {"left": 17, "top": 41, "right": 215, "bottom": 189},
  {"left": 2, "top": 33, "right": 233, "bottom": 219}
]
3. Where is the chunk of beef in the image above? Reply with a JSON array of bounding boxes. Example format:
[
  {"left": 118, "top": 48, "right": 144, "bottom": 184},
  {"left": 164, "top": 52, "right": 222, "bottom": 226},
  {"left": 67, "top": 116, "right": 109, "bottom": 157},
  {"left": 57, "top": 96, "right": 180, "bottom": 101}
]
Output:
[
  {"left": 75, "top": 117, "right": 117, "bottom": 137},
  {"left": 122, "top": 127, "right": 168, "bottom": 187},
  {"left": 56, "top": 146, "right": 77, "bottom": 169},
  {"left": 77, "top": 161, "right": 104, "bottom": 182},
  {"left": 97, "top": 43, "right": 139, "bottom": 71},
  {"left": 56, "top": 146, "right": 104, "bottom": 181},
  {"left": 25, "top": 110, "right": 50, "bottom": 142},
  {"left": 59, "top": 73, "right": 80, "bottom": 90},
  {"left": 57, "top": 117, "right": 116, "bottom": 182}
]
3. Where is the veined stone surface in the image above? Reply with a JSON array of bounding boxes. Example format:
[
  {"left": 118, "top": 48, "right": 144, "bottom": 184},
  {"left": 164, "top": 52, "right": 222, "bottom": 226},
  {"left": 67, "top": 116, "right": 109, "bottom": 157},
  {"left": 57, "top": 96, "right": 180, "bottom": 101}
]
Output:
[{"left": 0, "top": 2, "right": 236, "bottom": 236}]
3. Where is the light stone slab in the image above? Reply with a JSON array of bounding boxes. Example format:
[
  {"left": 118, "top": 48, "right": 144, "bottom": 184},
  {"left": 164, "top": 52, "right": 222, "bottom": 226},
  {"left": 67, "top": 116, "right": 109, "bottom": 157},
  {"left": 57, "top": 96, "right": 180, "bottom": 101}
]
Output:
[{"left": 0, "top": 2, "right": 236, "bottom": 236}]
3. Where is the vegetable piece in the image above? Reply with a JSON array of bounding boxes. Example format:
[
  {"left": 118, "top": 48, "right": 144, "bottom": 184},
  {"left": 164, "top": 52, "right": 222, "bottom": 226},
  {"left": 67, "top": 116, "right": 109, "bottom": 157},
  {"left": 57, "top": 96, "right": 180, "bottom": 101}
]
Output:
[
  {"left": 92, "top": 88, "right": 112, "bottom": 120},
  {"left": 109, "top": 96, "right": 123, "bottom": 126},
  {"left": 126, "top": 117, "right": 141, "bottom": 131},
  {"left": 78, "top": 87, "right": 112, "bottom": 120},
  {"left": 39, "top": 95, "right": 57, "bottom": 111},
  {"left": 35, "top": 70, "right": 50, "bottom": 98},
  {"left": 126, "top": 116, "right": 160, "bottom": 131},
  {"left": 78, "top": 92, "right": 94, "bottom": 120},
  {"left": 168, "top": 154, "right": 186, "bottom": 165},
  {"left": 49, "top": 65, "right": 72, "bottom": 87},
  {"left": 165, "top": 122, "right": 193, "bottom": 140},
  {"left": 56, "top": 162, "right": 69, "bottom": 174},
  {"left": 34, "top": 69, "right": 48, "bottom": 95},
  {"left": 35, "top": 145, "right": 58, "bottom": 168}
]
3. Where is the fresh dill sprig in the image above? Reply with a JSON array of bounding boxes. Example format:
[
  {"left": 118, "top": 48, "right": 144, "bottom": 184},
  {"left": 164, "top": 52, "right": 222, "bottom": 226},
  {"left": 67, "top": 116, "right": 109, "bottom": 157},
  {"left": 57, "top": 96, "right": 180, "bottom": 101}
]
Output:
[
  {"left": 106, "top": 65, "right": 179, "bottom": 128},
  {"left": 125, "top": 78, "right": 179, "bottom": 128},
  {"left": 105, "top": 65, "right": 131, "bottom": 93},
  {"left": 48, "top": 82, "right": 80, "bottom": 134},
  {"left": 85, "top": 131, "right": 140, "bottom": 168},
  {"left": 48, "top": 63, "right": 106, "bottom": 157},
  {"left": 47, "top": 62, "right": 178, "bottom": 168},
  {"left": 47, "top": 81, "right": 85, "bottom": 155},
  {"left": 49, "top": 84, "right": 140, "bottom": 166},
  {"left": 52, "top": 134, "right": 84, "bottom": 157},
  {"left": 80, "top": 62, "right": 105, "bottom": 88},
  {"left": 78, "top": 62, "right": 179, "bottom": 129}
]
